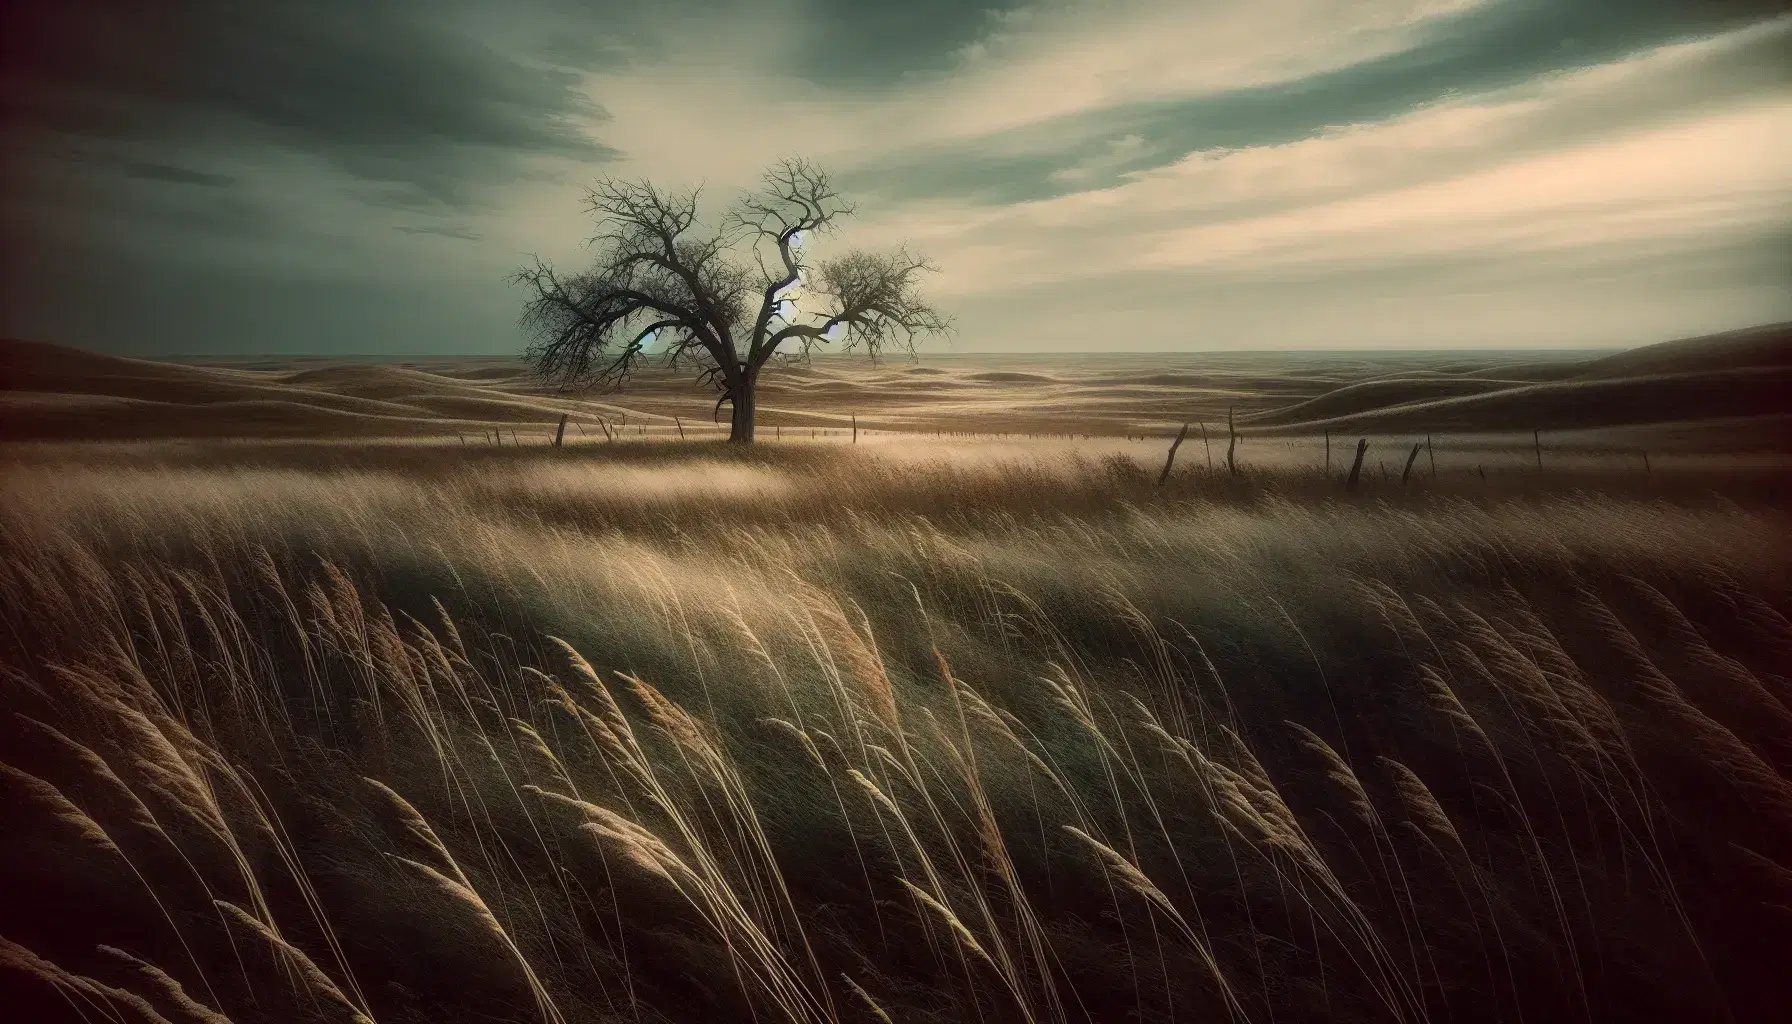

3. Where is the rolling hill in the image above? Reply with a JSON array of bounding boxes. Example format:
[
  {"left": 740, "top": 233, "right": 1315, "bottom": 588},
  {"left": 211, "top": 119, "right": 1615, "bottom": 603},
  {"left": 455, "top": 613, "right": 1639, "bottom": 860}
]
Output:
[{"left": 2, "top": 322, "right": 1788, "bottom": 442}]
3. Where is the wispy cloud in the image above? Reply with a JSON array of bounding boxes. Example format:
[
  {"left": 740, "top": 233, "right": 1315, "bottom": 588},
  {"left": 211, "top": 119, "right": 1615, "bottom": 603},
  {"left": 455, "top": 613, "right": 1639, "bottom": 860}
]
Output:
[
  {"left": 891, "top": 22, "right": 1789, "bottom": 288},
  {"left": 820, "top": 15, "right": 1792, "bottom": 346},
  {"left": 2, "top": 0, "right": 1786, "bottom": 354},
  {"left": 396, "top": 223, "right": 485, "bottom": 241}
]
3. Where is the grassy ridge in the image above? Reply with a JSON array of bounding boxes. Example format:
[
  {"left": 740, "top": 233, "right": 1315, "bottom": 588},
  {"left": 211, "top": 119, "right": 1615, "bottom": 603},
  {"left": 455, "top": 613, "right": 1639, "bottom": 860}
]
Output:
[
  {"left": 1, "top": 445, "right": 1789, "bottom": 1023},
  {"left": 6, "top": 324, "right": 1787, "bottom": 441}
]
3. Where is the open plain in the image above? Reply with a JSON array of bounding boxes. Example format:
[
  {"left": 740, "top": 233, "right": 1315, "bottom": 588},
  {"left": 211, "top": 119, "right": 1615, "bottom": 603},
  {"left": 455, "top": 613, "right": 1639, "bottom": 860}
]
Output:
[{"left": 2, "top": 324, "right": 1790, "bottom": 1024}]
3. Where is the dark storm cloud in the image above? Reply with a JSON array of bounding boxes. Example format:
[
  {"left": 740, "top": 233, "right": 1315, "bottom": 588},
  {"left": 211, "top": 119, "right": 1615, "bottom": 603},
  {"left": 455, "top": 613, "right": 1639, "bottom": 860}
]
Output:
[
  {"left": 3, "top": 141, "right": 270, "bottom": 250},
  {"left": 10, "top": 1, "right": 1774, "bottom": 217},
  {"left": 0, "top": 0, "right": 616, "bottom": 209},
  {"left": 396, "top": 224, "right": 486, "bottom": 242},
  {"left": 792, "top": 1, "right": 1033, "bottom": 85},
  {"left": 513, "top": 0, "right": 1032, "bottom": 83},
  {"left": 118, "top": 160, "right": 238, "bottom": 189},
  {"left": 847, "top": 0, "right": 1792, "bottom": 205},
  {"left": 0, "top": 233, "right": 517, "bottom": 357}
]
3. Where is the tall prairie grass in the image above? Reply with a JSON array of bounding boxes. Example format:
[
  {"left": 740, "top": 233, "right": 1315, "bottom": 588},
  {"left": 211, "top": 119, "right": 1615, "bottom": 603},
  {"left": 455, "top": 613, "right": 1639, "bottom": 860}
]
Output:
[{"left": 1, "top": 443, "right": 1787, "bottom": 1023}]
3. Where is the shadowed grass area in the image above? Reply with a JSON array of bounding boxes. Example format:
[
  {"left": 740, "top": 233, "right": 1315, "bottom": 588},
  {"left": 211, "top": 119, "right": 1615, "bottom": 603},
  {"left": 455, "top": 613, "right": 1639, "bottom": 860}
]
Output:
[{"left": 1, "top": 444, "right": 1788, "bottom": 1023}]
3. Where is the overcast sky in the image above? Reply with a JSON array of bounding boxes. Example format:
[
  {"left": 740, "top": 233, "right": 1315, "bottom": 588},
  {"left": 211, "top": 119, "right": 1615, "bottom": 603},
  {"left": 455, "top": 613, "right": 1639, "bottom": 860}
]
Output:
[{"left": 2, "top": 0, "right": 1787, "bottom": 356}]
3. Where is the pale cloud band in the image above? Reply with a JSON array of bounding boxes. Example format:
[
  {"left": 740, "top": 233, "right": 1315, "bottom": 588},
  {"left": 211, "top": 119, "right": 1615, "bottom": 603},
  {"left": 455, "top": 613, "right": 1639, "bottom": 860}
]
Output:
[{"left": 1, "top": 0, "right": 1785, "bottom": 354}]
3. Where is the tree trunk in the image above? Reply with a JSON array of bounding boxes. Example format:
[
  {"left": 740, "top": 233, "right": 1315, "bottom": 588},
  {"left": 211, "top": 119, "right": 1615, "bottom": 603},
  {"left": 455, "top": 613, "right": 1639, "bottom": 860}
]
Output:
[{"left": 728, "top": 368, "right": 758, "bottom": 443}]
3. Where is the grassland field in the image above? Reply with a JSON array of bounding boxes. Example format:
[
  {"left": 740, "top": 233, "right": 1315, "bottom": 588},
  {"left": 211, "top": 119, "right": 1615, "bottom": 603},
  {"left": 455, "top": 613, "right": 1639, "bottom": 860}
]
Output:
[{"left": 1, "top": 324, "right": 1789, "bottom": 1024}]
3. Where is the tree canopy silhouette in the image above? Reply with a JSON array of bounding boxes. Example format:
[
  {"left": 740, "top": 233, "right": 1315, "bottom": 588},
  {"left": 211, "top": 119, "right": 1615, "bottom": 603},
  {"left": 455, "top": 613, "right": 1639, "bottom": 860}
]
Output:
[{"left": 513, "top": 158, "right": 951, "bottom": 442}]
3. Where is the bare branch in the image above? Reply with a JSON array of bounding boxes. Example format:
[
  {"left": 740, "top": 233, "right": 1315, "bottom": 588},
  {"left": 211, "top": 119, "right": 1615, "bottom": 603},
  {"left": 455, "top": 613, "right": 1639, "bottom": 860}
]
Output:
[
  {"left": 511, "top": 256, "right": 709, "bottom": 390},
  {"left": 514, "top": 176, "right": 754, "bottom": 391},
  {"left": 727, "top": 158, "right": 859, "bottom": 364},
  {"left": 763, "top": 246, "right": 953, "bottom": 365}
]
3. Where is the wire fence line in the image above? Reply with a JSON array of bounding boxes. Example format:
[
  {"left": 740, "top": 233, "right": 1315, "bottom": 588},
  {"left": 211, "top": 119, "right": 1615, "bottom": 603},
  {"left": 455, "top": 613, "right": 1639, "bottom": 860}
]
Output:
[{"left": 448, "top": 418, "right": 1682, "bottom": 480}]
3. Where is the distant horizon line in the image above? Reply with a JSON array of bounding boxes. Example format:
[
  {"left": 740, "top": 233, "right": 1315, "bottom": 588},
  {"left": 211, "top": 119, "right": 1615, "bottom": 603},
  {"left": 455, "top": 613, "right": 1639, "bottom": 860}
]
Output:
[
  {"left": 153, "top": 346, "right": 1630, "bottom": 362},
  {"left": 16, "top": 319, "right": 1788, "bottom": 362},
  {"left": 144, "top": 323, "right": 1791, "bottom": 362}
]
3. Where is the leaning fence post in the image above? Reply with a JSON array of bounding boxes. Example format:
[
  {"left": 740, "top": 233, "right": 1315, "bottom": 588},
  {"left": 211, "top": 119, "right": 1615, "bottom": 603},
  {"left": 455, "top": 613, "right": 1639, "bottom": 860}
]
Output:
[
  {"left": 1426, "top": 433, "right": 1436, "bottom": 477},
  {"left": 852, "top": 415, "right": 858, "bottom": 444},
  {"left": 1534, "top": 429, "right": 1543, "bottom": 473},
  {"left": 1225, "top": 407, "right": 1239, "bottom": 476},
  {"left": 674, "top": 415, "right": 685, "bottom": 440},
  {"left": 1346, "top": 439, "right": 1368, "bottom": 491},
  {"left": 554, "top": 414, "right": 568, "bottom": 448},
  {"left": 1401, "top": 442, "right": 1422, "bottom": 485},
  {"left": 1159, "top": 423, "right": 1189, "bottom": 486}
]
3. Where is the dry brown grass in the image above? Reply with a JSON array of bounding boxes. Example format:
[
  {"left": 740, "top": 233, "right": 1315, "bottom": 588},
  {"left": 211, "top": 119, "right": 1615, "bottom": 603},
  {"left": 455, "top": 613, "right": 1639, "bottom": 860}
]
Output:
[{"left": 1, "top": 441, "right": 1788, "bottom": 1023}]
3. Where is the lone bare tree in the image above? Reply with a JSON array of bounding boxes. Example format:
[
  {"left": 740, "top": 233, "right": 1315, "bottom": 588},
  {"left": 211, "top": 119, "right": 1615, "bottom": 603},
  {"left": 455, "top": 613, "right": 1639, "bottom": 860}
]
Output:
[{"left": 513, "top": 158, "right": 952, "bottom": 442}]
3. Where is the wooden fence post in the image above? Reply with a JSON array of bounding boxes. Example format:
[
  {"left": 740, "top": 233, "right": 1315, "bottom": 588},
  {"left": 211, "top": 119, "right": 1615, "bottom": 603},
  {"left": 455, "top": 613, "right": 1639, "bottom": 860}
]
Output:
[
  {"left": 554, "top": 414, "right": 568, "bottom": 448},
  {"left": 1401, "top": 442, "right": 1422, "bottom": 484},
  {"left": 1426, "top": 433, "right": 1436, "bottom": 477},
  {"left": 1159, "top": 423, "right": 1189, "bottom": 486},
  {"left": 1324, "top": 430, "right": 1330, "bottom": 478},
  {"left": 674, "top": 415, "right": 685, "bottom": 440},
  {"left": 1534, "top": 429, "right": 1543, "bottom": 473},
  {"left": 852, "top": 415, "right": 858, "bottom": 444},
  {"left": 1225, "top": 407, "right": 1239, "bottom": 477},
  {"left": 1346, "top": 439, "right": 1368, "bottom": 491}
]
